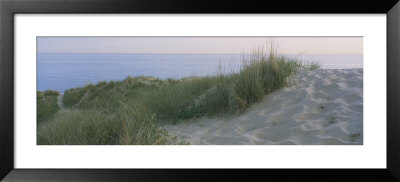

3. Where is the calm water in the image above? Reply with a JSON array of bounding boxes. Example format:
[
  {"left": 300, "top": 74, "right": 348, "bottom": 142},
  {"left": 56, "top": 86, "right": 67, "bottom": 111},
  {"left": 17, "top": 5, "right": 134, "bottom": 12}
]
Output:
[{"left": 37, "top": 53, "right": 363, "bottom": 93}]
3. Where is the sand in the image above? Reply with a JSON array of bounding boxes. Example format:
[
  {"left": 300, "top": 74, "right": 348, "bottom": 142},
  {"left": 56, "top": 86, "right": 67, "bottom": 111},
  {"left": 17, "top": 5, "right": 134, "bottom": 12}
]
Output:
[
  {"left": 163, "top": 68, "right": 363, "bottom": 145},
  {"left": 57, "top": 95, "right": 65, "bottom": 110}
]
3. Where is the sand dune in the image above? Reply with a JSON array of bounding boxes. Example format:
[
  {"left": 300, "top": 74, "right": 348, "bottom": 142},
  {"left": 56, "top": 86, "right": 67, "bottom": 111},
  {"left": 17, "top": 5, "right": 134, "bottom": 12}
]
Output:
[{"left": 163, "top": 68, "right": 363, "bottom": 145}]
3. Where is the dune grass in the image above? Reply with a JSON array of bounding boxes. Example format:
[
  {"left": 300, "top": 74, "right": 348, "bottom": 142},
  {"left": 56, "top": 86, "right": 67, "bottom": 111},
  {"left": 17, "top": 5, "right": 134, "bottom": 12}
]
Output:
[
  {"left": 37, "top": 103, "right": 167, "bottom": 145},
  {"left": 37, "top": 47, "right": 318, "bottom": 145},
  {"left": 37, "top": 90, "right": 60, "bottom": 124}
]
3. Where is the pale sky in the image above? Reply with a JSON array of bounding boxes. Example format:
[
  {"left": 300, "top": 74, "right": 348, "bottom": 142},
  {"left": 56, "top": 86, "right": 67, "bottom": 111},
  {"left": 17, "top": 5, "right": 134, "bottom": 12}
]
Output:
[{"left": 37, "top": 37, "right": 363, "bottom": 55}]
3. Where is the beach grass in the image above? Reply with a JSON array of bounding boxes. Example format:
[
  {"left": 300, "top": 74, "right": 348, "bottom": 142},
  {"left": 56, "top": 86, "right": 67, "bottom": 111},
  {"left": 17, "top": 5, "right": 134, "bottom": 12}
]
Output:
[
  {"left": 37, "top": 46, "right": 317, "bottom": 145},
  {"left": 37, "top": 90, "right": 60, "bottom": 124},
  {"left": 37, "top": 105, "right": 167, "bottom": 145}
]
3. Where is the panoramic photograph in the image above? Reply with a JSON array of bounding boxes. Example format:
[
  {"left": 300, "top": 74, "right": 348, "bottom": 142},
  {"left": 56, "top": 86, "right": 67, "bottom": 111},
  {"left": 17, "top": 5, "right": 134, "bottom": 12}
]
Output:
[{"left": 36, "top": 37, "right": 363, "bottom": 145}]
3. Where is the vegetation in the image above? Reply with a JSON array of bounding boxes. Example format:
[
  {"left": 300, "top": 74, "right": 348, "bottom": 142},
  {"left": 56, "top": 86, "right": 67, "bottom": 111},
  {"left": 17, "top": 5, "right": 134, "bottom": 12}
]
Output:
[
  {"left": 37, "top": 46, "right": 318, "bottom": 145},
  {"left": 37, "top": 90, "right": 60, "bottom": 124},
  {"left": 299, "top": 60, "right": 320, "bottom": 70}
]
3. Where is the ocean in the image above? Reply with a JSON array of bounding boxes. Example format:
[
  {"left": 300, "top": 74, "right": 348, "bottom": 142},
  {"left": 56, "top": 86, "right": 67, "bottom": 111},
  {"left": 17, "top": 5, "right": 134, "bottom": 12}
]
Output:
[{"left": 37, "top": 53, "right": 363, "bottom": 93}]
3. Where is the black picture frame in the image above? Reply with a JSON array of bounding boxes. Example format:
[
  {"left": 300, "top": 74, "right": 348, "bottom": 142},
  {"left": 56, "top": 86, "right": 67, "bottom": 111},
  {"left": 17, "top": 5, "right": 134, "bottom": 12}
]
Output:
[{"left": 1, "top": 0, "right": 399, "bottom": 181}]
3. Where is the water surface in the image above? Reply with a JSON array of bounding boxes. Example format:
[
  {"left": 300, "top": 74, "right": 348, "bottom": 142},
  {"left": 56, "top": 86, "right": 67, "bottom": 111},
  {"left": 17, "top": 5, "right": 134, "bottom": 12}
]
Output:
[{"left": 37, "top": 53, "right": 363, "bottom": 93}]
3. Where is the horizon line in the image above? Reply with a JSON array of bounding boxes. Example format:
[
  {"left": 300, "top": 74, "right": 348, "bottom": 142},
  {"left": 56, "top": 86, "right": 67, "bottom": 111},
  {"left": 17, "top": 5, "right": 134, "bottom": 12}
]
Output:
[{"left": 37, "top": 52, "right": 364, "bottom": 56}]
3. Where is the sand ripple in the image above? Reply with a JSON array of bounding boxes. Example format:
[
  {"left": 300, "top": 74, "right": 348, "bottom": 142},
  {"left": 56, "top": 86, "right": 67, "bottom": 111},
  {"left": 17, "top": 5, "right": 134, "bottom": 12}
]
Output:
[{"left": 163, "top": 69, "right": 363, "bottom": 145}]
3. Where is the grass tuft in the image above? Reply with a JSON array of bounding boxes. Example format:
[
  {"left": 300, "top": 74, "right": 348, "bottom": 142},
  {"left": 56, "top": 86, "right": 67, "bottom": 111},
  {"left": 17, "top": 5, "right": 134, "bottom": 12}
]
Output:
[{"left": 37, "top": 90, "right": 60, "bottom": 123}]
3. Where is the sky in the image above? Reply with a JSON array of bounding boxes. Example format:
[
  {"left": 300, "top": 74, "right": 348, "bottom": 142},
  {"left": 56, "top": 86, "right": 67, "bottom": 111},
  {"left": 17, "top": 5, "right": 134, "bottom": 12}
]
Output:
[{"left": 37, "top": 37, "right": 363, "bottom": 55}]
